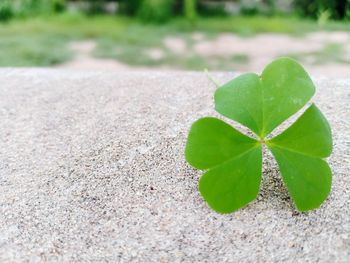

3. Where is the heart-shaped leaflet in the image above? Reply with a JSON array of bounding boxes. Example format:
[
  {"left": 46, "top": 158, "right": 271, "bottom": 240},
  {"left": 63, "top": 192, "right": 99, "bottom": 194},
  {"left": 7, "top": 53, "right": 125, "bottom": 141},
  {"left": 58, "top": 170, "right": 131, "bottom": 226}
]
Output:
[{"left": 185, "top": 57, "right": 332, "bottom": 213}]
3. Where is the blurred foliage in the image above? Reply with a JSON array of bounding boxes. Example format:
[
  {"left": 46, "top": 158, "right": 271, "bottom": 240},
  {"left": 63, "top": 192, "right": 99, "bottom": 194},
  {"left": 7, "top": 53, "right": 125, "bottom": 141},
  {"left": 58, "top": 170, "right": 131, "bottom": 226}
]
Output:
[
  {"left": 318, "top": 9, "right": 331, "bottom": 26},
  {"left": 83, "top": 0, "right": 112, "bottom": 14},
  {"left": 1, "top": 1, "right": 349, "bottom": 22},
  {"left": 0, "top": 0, "right": 67, "bottom": 18},
  {"left": 288, "top": 43, "right": 350, "bottom": 65},
  {"left": 240, "top": 0, "right": 276, "bottom": 16},
  {"left": 52, "top": 0, "right": 66, "bottom": 13},
  {"left": 294, "top": 0, "right": 348, "bottom": 20},
  {"left": 184, "top": 0, "right": 197, "bottom": 22},
  {"left": 16, "top": 0, "right": 58, "bottom": 16},
  {"left": 0, "top": 1, "right": 349, "bottom": 69},
  {"left": 0, "top": 33, "right": 71, "bottom": 66},
  {"left": 1, "top": 13, "right": 350, "bottom": 67},
  {"left": 0, "top": 0, "right": 14, "bottom": 22},
  {"left": 118, "top": 0, "right": 141, "bottom": 15},
  {"left": 138, "top": 0, "right": 175, "bottom": 22}
]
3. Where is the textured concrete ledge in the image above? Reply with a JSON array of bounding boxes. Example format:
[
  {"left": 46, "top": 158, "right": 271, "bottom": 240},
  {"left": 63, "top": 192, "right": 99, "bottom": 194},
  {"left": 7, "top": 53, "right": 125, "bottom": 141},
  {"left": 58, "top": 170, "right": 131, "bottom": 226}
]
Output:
[{"left": 0, "top": 69, "right": 349, "bottom": 262}]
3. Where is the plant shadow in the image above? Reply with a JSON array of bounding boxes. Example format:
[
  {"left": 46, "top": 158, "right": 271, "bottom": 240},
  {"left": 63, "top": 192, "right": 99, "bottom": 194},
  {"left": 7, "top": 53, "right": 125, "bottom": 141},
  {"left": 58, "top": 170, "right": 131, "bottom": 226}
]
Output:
[{"left": 258, "top": 147, "right": 301, "bottom": 214}]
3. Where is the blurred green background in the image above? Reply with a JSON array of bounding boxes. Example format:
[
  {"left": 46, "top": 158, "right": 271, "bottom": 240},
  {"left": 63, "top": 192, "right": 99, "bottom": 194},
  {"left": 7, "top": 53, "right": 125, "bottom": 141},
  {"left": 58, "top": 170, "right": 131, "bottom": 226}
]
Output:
[{"left": 0, "top": 0, "right": 349, "bottom": 76}]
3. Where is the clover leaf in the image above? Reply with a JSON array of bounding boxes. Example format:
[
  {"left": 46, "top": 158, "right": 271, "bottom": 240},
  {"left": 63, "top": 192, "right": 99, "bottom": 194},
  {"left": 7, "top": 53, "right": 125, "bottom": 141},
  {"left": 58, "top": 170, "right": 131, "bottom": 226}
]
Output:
[{"left": 185, "top": 57, "right": 332, "bottom": 213}]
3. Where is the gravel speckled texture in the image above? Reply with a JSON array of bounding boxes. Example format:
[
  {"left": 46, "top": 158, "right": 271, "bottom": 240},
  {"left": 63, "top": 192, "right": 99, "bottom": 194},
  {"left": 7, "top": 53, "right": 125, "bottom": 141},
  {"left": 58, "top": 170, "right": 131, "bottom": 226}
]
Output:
[{"left": 0, "top": 69, "right": 349, "bottom": 262}]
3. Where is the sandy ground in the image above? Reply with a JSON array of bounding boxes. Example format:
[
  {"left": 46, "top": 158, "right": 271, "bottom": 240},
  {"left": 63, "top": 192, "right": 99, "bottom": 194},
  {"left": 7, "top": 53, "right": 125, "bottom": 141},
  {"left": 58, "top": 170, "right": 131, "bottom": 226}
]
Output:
[
  {"left": 0, "top": 70, "right": 349, "bottom": 262},
  {"left": 58, "top": 32, "right": 350, "bottom": 77}
]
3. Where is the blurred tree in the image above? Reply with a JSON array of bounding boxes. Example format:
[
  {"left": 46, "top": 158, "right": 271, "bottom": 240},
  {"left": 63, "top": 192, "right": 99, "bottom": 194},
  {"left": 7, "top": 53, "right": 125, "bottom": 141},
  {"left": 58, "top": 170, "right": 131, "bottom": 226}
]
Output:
[
  {"left": 335, "top": 0, "right": 348, "bottom": 18},
  {"left": 11, "top": 0, "right": 67, "bottom": 16},
  {"left": 263, "top": 0, "right": 276, "bottom": 15},
  {"left": 184, "top": 0, "right": 197, "bottom": 22},
  {"left": 294, "top": 0, "right": 348, "bottom": 20},
  {"left": 118, "top": 0, "right": 142, "bottom": 15},
  {"left": 118, "top": 0, "right": 199, "bottom": 22},
  {"left": 84, "top": 0, "right": 105, "bottom": 14},
  {"left": 52, "top": 0, "right": 66, "bottom": 13},
  {"left": 0, "top": 0, "right": 14, "bottom": 21},
  {"left": 239, "top": 0, "right": 276, "bottom": 16},
  {"left": 137, "top": 0, "right": 175, "bottom": 22}
]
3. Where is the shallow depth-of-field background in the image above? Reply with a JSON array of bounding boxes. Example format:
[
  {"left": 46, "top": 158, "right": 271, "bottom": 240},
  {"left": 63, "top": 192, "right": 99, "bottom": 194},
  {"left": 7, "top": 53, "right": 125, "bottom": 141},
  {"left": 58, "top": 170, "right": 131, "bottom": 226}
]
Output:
[{"left": 1, "top": 0, "right": 350, "bottom": 76}]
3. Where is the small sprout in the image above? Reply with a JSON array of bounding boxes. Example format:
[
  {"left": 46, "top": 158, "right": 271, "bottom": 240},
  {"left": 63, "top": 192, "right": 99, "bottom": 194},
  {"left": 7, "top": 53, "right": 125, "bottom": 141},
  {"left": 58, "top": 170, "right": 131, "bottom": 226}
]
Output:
[
  {"left": 185, "top": 57, "right": 332, "bottom": 214},
  {"left": 204, "top": 68, "right": 219, "bottom": 87}
]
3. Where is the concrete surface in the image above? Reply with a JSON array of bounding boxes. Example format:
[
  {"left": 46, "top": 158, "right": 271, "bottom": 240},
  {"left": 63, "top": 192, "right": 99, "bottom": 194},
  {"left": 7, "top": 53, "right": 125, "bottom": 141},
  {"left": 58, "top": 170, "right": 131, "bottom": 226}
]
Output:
[{"left": 0, "top": 69, "right": 349, "bottom": 262}]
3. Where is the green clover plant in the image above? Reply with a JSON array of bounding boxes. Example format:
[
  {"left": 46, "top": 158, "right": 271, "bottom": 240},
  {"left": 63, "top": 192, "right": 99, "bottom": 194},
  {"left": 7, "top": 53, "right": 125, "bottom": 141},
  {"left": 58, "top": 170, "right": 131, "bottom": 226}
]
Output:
[{"left": 185, "top": 57, "right": 332, "bottom": 213}]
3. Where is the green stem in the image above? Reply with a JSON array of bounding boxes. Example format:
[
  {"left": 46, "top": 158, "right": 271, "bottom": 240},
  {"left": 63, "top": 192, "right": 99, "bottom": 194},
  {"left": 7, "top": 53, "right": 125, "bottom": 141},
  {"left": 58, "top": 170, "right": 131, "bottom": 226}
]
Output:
[{"left": 204, "top": 68, "right": 220, "bottom": 87}]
